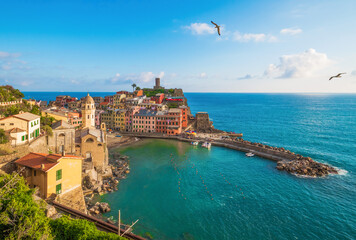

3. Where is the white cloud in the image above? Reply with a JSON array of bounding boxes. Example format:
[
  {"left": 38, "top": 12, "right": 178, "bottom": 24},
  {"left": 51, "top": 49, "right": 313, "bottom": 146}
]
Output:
[
  {"left": 233, "top": 31, "right": 277, "bottom": 42},
  {"left": 0, "top": 51, "right": 20, "bottom": 58},
  {"left": 264, "top": 48, "right": 332, "bottom": 78},
  {"left": 237, "top": 74, "right": 255, "bottom": 80},
  {"left": 280, "top": 28, "right": 302, "bottom": 35},
  {"left": 199, "top": 72, "right": 207, "bottom": 78},
  {"left": 139, "top": 72, "right": 155, "bottom": 82},
  {"left": 351, "top": 70, "right": 356, "bottom": 76},
  {"left": 158, "top": 71, "right": 165, "bottom": 78},
  {"left": 110, "top": 73, "right": 121, "bottom": 83},
  {"left": 184, "top": 23, "right": 215, "bottom": 35}
]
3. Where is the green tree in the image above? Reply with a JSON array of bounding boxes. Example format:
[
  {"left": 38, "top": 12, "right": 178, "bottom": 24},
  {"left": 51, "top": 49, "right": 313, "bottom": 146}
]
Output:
[
  {"left": 42, "top": 125, "right": 53, "bottom": 137},
  {"left": 0, "top": 129, "right": 8, "bottom": 144},
  {"left": 135, "top": 86, "right": 141, "bottom": 91},
  {"left": 0, "top": 172, "right": 53, "bottom": 239},
  {"left": 131, "top": 83, "right": 137, "bottom": 92},
  {"left": 41, "top": 116, "right": 56, "bottom": 127},
  {"left": 30, "top": 105, "right": 41, "bottom": 116}
]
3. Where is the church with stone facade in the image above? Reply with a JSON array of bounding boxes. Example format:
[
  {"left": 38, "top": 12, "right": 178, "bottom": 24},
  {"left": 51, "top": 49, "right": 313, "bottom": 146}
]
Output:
[{"left": 49, "top": 93, "right": 108, "bottom": 172}]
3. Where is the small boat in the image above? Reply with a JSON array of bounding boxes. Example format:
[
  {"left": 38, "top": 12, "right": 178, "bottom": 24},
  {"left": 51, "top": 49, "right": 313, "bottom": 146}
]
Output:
[
  {"left": 245, "top": 152, "right": 255, "bottom": 157},
  {"left": 191, "top": 141, "right": 199, "bottom": 146},
  {"left": 202, "top": 142, "right": 211, "bottom": 149}
]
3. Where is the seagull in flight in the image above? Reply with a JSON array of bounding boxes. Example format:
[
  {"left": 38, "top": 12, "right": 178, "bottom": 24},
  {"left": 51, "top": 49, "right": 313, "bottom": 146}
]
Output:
[
  {"left": 211, "top": 21, "right": 221, "bottom": 36},
  {"left": 329, "top": 72, "right": 346, "bottom": 81}
]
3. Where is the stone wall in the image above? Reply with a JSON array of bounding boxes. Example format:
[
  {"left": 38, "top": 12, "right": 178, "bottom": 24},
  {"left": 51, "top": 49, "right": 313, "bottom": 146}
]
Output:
[
  {"left": 0, "top": 135, "right": 49, "bottom": 173},
  {"left": 195, "top": 112, "right": 213, "bottom": 132}
]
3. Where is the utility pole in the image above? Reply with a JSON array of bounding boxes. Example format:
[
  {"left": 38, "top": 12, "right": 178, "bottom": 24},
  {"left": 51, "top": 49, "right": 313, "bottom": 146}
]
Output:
[{"left": 118, "top": 210, "right": 121, "bottom": 235}]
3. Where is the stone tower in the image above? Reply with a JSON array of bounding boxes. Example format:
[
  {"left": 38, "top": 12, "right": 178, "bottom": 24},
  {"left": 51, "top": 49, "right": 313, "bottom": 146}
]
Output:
[{"left": 81, "top": 93, "right": 95, "bottom": 129}]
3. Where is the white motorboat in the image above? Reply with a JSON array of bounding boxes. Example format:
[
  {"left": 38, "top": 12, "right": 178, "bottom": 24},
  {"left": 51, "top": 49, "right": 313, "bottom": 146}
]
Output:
[
  {"left": 202, "top": 142, "right": 211, "bottom": 149},
  {"left": 245, "top": 152, "right": 255, "bottom": 157},
  {"left": 191, "top": 141, "right": 199, "bottom": 146}
]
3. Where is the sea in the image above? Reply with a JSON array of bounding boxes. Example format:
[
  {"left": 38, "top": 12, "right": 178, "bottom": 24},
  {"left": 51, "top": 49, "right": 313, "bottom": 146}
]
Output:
[{"left": 23, "top": 92, "right": 356, "bottom": 240}]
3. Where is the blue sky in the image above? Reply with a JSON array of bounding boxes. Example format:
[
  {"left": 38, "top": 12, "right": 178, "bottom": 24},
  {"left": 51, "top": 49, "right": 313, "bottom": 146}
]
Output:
[{"left": 1, "top": 0, "right": 356, "bottom": 92}]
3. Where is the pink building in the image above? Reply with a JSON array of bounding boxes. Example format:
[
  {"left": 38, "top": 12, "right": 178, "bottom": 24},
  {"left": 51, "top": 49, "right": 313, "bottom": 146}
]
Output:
[
  {"left": 132, "top": 109, "right": 157, "bottom": 133},
  {"left": 95, "top": 110, "right": 105, "bottom": 128},
  {"left": 125, "top": 106, "right": 140, "bottom": 132}
]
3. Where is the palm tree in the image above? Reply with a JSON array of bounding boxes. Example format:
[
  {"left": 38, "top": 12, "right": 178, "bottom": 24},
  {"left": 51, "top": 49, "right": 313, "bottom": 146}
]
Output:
[{"left": 131, "top": 83, "right": 137, "bottom": 92}]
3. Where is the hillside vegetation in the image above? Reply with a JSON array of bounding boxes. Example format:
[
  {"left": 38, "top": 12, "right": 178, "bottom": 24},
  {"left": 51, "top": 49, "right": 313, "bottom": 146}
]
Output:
[
  {"left": 0, "top": 85, "right": 24, "bottom": 102},
  {"left": 0, "top": 172, "right": 127, "bottom": 240}
]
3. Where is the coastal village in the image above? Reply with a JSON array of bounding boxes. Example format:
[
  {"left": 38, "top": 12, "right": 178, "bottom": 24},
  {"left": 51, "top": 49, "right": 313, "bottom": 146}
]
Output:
[{"left": 0, "top": 81, "right": 339, "bottom": 239}]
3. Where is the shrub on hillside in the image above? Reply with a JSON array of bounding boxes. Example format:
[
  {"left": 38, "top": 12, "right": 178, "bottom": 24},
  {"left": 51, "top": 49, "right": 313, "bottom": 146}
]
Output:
[{"left": 50, "top": 215, "right": 126, "bottom": 240}]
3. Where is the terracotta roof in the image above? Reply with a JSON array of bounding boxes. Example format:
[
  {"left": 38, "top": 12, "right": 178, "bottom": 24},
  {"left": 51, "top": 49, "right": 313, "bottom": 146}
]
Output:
[
  {"left": 100, "top": 102, "right": 109, "bottom": 106},
  {"left": 15, "top": 152, "right": 81, "bottom": 172}
]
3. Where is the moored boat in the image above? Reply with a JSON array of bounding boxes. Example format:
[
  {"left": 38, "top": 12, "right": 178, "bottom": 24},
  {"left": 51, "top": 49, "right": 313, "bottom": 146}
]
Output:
[
  {"left": 202, "top": 142, "right": 211, "bottom": 149},
  {"left": 245, "top": 152, "right": 255, "bottom": 157}
]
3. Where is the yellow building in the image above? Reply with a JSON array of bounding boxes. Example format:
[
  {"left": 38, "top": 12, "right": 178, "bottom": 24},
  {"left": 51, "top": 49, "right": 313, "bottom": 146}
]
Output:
[
  {"left": 115, "top": 109, "right": 126, "bottom": 131},
  {"left": 15, "top": 152, "right": 82, "bottom": 199},
  {"left": 113, "top": 94, "right": 126, "bottom": 107},
  {"left": 101, "top": 109, "right": 126, "bottom": 131},
  {"left": 101, "top": 110, "right": 115, "bottom": 130}
]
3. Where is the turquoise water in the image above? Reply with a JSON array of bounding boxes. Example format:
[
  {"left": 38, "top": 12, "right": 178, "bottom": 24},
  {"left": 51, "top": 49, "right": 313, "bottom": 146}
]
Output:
[
  {"left": 23, "top": 92, "right": 356, "bottom": 239},
  {"left": 101, "top": 93, "right": 356, "bottom": 240}
]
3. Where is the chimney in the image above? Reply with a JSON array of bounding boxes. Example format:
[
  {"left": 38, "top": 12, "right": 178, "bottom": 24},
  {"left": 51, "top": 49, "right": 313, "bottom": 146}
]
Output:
[{"left": 41, "top": 164, "right": 45, "bottom": 170}]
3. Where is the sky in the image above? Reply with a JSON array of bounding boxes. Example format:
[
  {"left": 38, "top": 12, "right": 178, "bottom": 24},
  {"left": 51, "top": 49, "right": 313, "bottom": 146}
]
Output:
[{"left": 1, "top": 0, "right": 356, "bottom": 93}]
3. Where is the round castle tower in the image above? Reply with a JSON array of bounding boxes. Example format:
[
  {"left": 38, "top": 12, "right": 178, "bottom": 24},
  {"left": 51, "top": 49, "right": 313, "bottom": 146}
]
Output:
[{"left": 81, "top": 93, "right": 95, "bottom": 129}]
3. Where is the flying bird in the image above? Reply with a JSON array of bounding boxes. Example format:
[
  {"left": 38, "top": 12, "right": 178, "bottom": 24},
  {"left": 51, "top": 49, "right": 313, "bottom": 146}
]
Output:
[
  {"left": 329, "top": 72, "right": 346, "bottom": 81},
  {"left": 211, "top": 21, "right": 221, "bottom": 36}
]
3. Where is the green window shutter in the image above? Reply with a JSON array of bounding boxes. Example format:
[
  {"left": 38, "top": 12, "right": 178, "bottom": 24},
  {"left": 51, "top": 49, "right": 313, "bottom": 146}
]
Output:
[
  {"left": 56, "top": 184, "right": 62, "bottom": 194},
  {"left": 22, "top": 136, "right": 24, "bottom": 141},
  {"left": 56, "top": 169, "right": 62, "bottom": 181}
]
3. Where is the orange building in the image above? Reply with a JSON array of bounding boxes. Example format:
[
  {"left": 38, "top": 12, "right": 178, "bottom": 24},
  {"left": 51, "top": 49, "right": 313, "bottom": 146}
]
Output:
[{"left": 179, "top": 106, "right": 188, "bottom": 128}]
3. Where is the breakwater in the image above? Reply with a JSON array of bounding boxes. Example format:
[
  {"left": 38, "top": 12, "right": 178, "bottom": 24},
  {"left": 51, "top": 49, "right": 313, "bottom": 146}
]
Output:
[{"left": 119, "top": 133, "right": 338, "bottom": 177}]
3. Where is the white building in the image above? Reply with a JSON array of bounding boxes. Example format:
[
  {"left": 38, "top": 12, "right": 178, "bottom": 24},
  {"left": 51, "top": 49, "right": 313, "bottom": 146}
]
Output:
[{"left": 0, "top": 112, "right": 41, "bottom": 146}]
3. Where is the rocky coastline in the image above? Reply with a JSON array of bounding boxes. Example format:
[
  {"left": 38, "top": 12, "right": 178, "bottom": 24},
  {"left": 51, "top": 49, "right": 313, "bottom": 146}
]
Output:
[
  {"left": 83, "top": 152, "right": 131, "bottom": 222},
  {"left": 233, "top": 138, "right": 338, "bottom": 177}
]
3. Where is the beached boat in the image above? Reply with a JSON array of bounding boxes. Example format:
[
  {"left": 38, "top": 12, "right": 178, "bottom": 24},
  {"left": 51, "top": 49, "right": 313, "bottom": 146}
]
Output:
[
  {"left": 191, "top": 141, "right": 199, "bottom": 146},
  {"left": 245, "top": 152, "right": 255, "bottom": 157},
  {"left": 202, "top": 142, "right": 211, "bottom": 149}
]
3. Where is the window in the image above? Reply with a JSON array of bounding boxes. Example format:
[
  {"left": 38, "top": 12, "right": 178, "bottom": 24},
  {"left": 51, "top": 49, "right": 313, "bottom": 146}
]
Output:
[
  {"left": 56, "top": 184, "right": 62, "bottom": 194},
  {"left": 22, "top": 136, "right": 25, "bottom": 141},
  {"left": 56, "top": 169, "right": 62, "bottom": 181},
  {"left": 31, "top": 122, "right": 33, "bottom": 127},
  {"left": 34, "top": 170, "right": 36, "bottom": 176}
]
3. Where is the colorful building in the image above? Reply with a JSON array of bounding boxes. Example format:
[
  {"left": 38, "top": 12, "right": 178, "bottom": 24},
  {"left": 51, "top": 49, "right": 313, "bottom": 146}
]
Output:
[
  {"left": 155, "top": 109, "right": 183, "bottom": 135},
  {"left": 15, "top": 152, "right": 82, "bottom": 199},
  {"left": 113, "top": 93, "right": 126, "bottom": 107},
  {"left": 132, "top": 109, "right": 157, "bottom": 133},
  {"left": 151, "top": 93, "right": 165, "bottom": 104},
  {"left": 179, "top": 106, "right": 188, "bottom": 128},
  {"left": 124, "top": 106, "right": 140, "bottom": 132}
]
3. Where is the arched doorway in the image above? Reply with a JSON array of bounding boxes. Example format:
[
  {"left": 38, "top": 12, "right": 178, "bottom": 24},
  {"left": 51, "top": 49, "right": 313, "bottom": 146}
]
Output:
[
  {"left": 85, "top": 152, "right": 92, "bottom": 162},
  {"left": 57, "top": 133, "right": 65, "bottom": 153}
]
